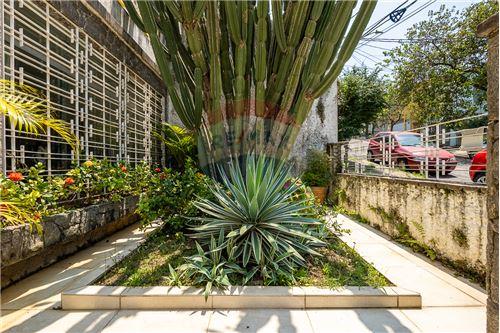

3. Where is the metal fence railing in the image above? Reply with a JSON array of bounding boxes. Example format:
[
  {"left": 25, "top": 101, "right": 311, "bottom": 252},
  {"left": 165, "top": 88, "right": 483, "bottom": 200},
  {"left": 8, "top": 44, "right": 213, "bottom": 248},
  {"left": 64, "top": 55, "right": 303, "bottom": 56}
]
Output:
[{"left": 330, "top": 114, "right": 488, "bottom": 186}]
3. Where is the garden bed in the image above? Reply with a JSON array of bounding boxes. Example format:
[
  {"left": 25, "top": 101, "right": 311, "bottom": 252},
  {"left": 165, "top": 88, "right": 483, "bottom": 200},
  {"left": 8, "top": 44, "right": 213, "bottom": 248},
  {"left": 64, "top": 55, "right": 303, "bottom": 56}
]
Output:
[
  {"left": 96, "top": 230, "right": 390, "bottom": 289},
  {"left": 62, "top": 227, "right": 422, "bottom": 310}
]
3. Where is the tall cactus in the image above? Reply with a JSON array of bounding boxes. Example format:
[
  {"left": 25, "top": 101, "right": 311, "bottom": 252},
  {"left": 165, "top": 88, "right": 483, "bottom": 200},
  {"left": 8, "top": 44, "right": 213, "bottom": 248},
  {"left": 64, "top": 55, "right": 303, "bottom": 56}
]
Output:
[{"left": 121, "top": 0, "right": 376, "bottom": 174}]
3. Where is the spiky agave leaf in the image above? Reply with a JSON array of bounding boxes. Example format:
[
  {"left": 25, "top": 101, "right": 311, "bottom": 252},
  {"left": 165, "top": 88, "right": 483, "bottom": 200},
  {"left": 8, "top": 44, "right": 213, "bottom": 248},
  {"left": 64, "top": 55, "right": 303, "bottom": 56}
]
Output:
[{"left": 191, "top": 154, "right": 325, "bottom": 275}]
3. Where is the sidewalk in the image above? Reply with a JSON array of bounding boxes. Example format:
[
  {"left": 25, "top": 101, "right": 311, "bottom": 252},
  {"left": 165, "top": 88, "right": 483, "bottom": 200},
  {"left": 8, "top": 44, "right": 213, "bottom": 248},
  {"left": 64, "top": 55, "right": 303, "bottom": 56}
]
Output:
[{"left": 1, "top": 216, "right": 487, "bottom": 333}]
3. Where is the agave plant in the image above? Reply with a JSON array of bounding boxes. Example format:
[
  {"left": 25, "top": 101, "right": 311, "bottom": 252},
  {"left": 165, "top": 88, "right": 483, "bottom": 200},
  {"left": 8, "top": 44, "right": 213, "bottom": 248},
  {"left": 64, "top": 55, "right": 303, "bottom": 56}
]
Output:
[
  {"left": 191, "top": 154, "right": 325, "bottom": 281},
  {"left": 120, "top": 0, "right": 377, "bottom": 174},
  {"left": 177, "top": 230, "right": 239, "bottom": 299}
]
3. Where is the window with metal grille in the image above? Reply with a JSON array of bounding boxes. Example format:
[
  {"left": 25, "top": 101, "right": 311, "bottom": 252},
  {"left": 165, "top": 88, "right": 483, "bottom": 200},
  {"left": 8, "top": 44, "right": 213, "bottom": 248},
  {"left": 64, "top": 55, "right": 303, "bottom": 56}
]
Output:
[{"left": 0, "top": 0, "right": 166, "bottom": 175}]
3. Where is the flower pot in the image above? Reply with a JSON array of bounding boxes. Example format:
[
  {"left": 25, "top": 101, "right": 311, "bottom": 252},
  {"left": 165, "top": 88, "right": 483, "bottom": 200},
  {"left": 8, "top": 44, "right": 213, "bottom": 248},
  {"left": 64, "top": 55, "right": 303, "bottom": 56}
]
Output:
[{"left": 310, "top": 186, "right": 328, "bottom": 204}]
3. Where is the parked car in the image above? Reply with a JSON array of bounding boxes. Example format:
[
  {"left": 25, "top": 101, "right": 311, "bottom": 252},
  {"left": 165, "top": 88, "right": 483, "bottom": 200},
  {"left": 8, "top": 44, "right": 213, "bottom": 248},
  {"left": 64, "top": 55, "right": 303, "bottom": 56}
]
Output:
[
  {"left": 446, "top": 126, "right": 487, "bottom": 159},
  {"left": 469, "top": 149, "right": 487, "bottom": 184},
  {"left": 367, "top": 131, "right": 457, "bottom": 174}
]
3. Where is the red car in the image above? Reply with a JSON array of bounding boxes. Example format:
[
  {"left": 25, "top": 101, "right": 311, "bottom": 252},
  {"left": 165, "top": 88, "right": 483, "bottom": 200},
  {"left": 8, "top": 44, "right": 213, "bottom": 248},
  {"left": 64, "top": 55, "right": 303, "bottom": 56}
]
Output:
[
  {"left": 469, "top": 149, "right": 487, "bottom": 184},
  {"left": 367, "top": 131, "right": 457, "bottom": 173}
]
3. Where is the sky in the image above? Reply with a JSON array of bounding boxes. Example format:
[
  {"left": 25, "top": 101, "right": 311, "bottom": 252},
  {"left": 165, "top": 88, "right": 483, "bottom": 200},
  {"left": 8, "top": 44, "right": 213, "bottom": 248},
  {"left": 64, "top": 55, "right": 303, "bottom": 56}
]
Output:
[{"left": 345, "top": 0, "right": 481, "bottom": 77}]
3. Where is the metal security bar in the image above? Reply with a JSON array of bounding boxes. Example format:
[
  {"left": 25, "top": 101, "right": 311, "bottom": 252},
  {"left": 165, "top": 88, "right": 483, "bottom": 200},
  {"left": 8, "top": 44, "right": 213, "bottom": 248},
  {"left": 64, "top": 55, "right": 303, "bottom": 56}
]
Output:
[
  {"left": 0, "top": 0, "right": 165, "bottom": 175},
  {"left": 330, "top": 114, "right": 488, "bottom": 186}
]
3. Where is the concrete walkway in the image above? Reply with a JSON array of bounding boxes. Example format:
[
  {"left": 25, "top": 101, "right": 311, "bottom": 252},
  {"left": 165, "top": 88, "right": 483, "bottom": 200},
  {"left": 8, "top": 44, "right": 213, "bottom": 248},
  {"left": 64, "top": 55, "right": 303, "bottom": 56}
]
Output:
[{"left": 1, "top": 215, "right": 487, "bottom": 333}]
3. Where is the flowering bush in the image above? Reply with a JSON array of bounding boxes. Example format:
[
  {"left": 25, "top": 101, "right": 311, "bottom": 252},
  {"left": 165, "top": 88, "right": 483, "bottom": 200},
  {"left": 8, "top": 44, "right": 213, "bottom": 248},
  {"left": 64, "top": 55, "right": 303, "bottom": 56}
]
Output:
[
  {"left": 0, "top": 160, "right": 158, "bottom": 229},
  {"left": 136, "top": 158, "right": 215, "bottom": 232}
]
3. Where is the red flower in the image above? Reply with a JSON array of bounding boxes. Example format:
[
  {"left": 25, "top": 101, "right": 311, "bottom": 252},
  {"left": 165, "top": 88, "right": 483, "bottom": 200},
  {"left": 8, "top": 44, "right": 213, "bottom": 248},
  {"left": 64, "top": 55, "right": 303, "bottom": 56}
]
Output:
[
  {"left": 120, "top": 165, "right": 127, "bottom": 173},
  {"left": 64, "top": 177, "right": 75, "bottom": 186},
  {"left": 154, "top": 167, "right": 161, "bottom": 173},
  {"left": 7, "top": 172, "right": 24, "bottom": 182},
  {"left": 34, "top": 212, "right": 41, "bottom": 221}
]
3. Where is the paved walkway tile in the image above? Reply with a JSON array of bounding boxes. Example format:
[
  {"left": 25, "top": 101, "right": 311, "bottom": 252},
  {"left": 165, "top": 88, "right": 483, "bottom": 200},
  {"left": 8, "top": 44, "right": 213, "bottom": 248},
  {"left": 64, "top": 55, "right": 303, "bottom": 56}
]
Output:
[
  {"left": 0, "top": 216, "right": 488, "bottom": 333},
  {"left": 336, "top": 214, "right": 487, "bottom": 307},
  {"left": 100, "top": 310, "right": 211, "bottom": 333},
  {"left": 208, "top": 310, "right": 313, "bottom": 333},
  {"left": 400, "top": 306, "right": 486, "bottom": 333},
  {"left": 308, "top": 309, "right": 421, "bottom": 333},
  {"left": 3, "top": 310, "right": 117, "bottom": 333},
  {"left": 1, "top": 223, "right": 158, "bottom": 331}
]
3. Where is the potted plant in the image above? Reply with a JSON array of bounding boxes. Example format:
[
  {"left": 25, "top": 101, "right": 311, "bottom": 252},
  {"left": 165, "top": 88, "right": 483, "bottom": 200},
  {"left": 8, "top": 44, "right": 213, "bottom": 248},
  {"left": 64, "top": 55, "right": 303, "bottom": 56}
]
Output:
[{"left": 301, "top": 149, "right": 332, "bottom": 204}]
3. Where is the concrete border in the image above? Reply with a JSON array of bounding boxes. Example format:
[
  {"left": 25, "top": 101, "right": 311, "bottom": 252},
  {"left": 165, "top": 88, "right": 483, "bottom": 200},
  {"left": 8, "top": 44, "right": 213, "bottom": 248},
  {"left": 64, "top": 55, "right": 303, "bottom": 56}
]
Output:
[{"left": 61, "top": 285, "right": 421, "bottom": 310}]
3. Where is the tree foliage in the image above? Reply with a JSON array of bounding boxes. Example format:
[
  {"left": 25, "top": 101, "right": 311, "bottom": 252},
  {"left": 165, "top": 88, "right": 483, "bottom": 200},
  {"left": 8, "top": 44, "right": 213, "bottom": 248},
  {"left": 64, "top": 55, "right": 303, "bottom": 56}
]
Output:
[
  {"left": 385, "top": 1, "right": 498, "bottom": 126},
  {"left": 338, "top": 66, "right": 387, "bottom": 140}
]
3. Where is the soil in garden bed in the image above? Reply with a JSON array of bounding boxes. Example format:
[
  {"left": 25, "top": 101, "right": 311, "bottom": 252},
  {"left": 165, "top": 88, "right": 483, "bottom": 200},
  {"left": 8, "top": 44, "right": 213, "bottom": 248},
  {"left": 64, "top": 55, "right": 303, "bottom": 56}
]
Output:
[{"left": 97, "top": 230, "right": 391, "bottom": 288}]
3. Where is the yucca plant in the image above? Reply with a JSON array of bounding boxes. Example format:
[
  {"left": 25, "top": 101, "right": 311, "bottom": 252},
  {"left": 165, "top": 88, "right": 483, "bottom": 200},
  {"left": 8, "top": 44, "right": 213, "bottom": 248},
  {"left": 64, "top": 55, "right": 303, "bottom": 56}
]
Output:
[
  {"left": 190, "top": 154, "right": 325, "bottom": 282},
  {"left": 120, "top": 0, "right": 377, "bottom": 175}
]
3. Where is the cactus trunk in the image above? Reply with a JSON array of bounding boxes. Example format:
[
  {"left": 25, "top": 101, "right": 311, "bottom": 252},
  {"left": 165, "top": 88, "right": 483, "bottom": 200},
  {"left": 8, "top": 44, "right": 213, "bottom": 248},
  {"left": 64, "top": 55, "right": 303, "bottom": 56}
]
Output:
[{"left": 124, "top": 0, "right": 376, "bottom": 175}]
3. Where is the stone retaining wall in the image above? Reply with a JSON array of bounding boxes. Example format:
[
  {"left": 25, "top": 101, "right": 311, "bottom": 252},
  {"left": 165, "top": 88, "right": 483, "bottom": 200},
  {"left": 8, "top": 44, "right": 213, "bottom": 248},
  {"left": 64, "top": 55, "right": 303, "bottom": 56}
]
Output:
[
  {"left": 1, "top": 196, "right": 139, "bottom": 289},
  {"left": 337, "top": 174, "right": 488, "bottom": 279}
]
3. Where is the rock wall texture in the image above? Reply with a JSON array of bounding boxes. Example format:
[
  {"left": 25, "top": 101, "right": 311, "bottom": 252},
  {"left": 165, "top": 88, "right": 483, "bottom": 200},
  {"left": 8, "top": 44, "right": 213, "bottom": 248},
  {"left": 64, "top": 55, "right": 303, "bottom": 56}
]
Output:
[
  {"left": 478, "top": 13, "right": 499, "bottom": 333},
  {"left": 289, "top": 82, "right": 339, "bottom": 174},
  {"left": 337, "top": 174, "right": 488, "bottom": 278},
  {"left": 1, "top": 196, "right": 139, "bottom": 289}
]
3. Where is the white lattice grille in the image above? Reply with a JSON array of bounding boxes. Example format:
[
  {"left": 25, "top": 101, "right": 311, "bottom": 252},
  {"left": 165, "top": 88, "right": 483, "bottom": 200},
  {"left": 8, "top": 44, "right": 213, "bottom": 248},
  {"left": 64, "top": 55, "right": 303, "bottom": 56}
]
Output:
[{"left": 0, "top": 0, "right": 165, "bottom": 175}]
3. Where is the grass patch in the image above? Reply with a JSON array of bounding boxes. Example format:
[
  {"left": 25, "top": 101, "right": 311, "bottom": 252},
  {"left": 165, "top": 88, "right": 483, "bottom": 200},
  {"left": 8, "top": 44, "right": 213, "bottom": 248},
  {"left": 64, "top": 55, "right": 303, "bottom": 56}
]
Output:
[{"left": 97, "top": 230, "right": 390, "bottom": 288}]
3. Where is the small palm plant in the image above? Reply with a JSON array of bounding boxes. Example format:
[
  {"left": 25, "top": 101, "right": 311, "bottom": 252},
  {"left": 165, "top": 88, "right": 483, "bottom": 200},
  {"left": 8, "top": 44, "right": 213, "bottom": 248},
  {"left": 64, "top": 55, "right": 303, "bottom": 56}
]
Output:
[
  {"left": 191, "top": 154, "right": 325, "bottom": 284},
  {"left": 0, "top": 80, "right": 78, "bottom": 151},
  {"left": 0, "top": 80, "right": 78, "bottom": 227}
]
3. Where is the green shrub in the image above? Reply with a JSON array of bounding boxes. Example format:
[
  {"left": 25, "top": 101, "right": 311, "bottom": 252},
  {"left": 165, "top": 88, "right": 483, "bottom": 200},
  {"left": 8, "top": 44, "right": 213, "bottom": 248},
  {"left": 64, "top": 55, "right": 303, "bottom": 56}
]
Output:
[
  {"left": 136, "top": 158, "right": 215, "bottom": 232},
  {"left": 301, "top": 150, "right": 332, "bottom": 187},
  {"left": 1, "top": 160, "right": 156, "bottom": 230},
  {"left": 157, "top": 123, "right": 197, "bottom": 170}
]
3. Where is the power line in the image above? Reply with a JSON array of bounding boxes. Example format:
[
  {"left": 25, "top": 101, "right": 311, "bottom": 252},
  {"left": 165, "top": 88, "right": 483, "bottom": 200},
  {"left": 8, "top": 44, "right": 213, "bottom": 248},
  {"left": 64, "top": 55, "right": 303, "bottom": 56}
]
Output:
[
  {"left": 355, "top": 49, "right": 384, "bottom": 64},
  {"left": 362, "top": 0, "right": 415, "bottom": 38},
  {"left": 362, "top": 43, "right": 392, "bottom": 51},
  {"left": 358, "top": 0, "right": 436, "bottom": 49}
]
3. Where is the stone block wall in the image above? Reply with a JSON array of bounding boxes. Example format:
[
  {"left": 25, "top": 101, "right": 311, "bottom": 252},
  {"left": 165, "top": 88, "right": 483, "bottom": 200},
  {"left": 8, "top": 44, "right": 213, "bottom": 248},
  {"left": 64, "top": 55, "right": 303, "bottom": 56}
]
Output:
[
  {"left": 1, "top": 196, "right": 139, "bottom": 289},
  {"left": 478, "top": 13, "right": 499, "bottom": 333},
  {"left": 337, "top": 174, "right": 488, "bottom": 279}
]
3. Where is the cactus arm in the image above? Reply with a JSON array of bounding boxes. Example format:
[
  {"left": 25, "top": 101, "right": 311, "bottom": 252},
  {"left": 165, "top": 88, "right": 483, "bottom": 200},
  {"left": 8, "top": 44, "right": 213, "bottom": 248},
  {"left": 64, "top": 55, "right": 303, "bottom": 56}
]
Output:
[
  {"left": 286, "top": 1, "right": 309, "bottom": 47},
  {"left": 314, "top": 0, "right": 338, "bottom": 42},
  {"left": 194, "top": 67, "right": 203, "bottom": 128},
  {"left": 120, "top": 0, "right": 145, "bottom": 31},
  {"left": 312, "top": 0, "right": 377, "bottom": 98},
  {"left": 302, "top": 1, "right": 355, "bottom": 90},
  {"left": 206, "top": 1, "right": 222, "bottom": 118},
  {"left": 180, "top": 1, "right": 193, "bottom": 21},
  {"left": 137, "top": 0, "right": 193, "bottom": 128},
  {"left": 244, "top": 2, "right": 254, "bottom": 115},
  {"left": 220, "top": 6, "right": 235, "bottom": 118},
  {"left": 272, "top": 0, "right": 286, "bottom": 53},
  {"left": 192, "top": 1, "right": 206, "bottom": 20},
  {"left": 163, "top": 0, "right": 183, "bottom": 23},
  {"left": 280, "top": 1, "right": 324, "bottom": 114},
  {"left": 224, "top": 1, "right": 241, "bottom": 45},
  {"left": 254, "top": 0, "right": 268, "bottom": 118}
]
